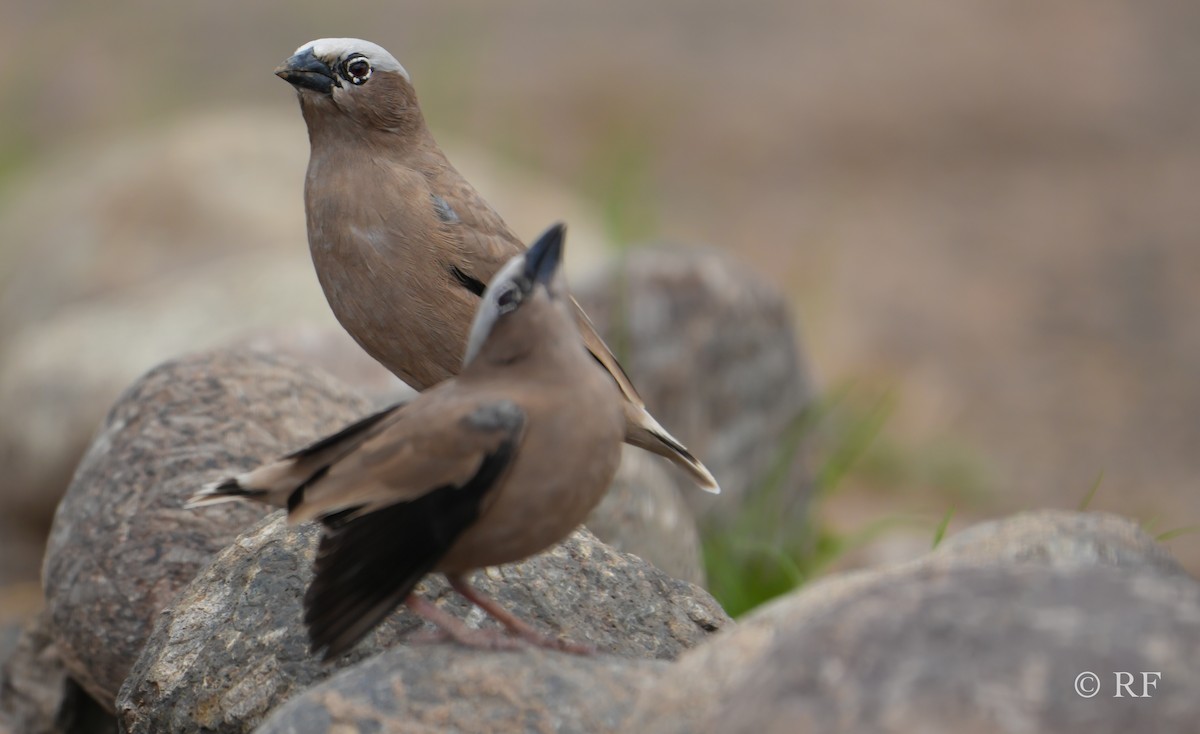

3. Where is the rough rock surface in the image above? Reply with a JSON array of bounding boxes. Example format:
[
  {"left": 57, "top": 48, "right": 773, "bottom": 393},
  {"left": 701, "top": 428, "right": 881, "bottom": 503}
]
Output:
[
  {"left": 41, "top": 350, "right": 373, "bottom": 711},
  {"left": 576, "top": 246, "right": 813, "bottom": 524},
  {"left": 254, "top": 645, "right": 666, "bottom": 734},
  {"left": 117, "top": 520, "right": 729, "bottom": 734},
  {"left": 628, "top": 511, "right": 1200, "bottom": 733},
  {"left": 0, "top": 613, "right": 116, "bottom": 734}
]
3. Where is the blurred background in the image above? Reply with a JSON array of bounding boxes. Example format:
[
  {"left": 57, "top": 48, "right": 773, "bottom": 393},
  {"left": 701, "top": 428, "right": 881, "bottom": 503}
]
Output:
[{"left": 2, "top": 0, "right": 1199, "bottom": 621}]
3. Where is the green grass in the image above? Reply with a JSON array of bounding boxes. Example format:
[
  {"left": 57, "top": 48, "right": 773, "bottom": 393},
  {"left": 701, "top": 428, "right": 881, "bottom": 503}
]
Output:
[
  {"left": 702, "top": 386, "right": 901, "bottom": 617},
  {"left": 1077, "top": 471, "right": 1104, "bottom": 511},
  {"left": 931, "top": 506, "right": 956, "bottom": 549},
  {"left": 700, "top": 382, "right": 1008, "bottom": 617}
]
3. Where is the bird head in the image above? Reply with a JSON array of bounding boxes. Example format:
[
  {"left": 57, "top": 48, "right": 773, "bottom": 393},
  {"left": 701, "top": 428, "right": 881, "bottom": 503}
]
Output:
[
  {"left": 463, "top": 223, "right": 571, "bottom": 368},
  {"left": 276, "top": 38, "right": 417, "bottom": 133}
]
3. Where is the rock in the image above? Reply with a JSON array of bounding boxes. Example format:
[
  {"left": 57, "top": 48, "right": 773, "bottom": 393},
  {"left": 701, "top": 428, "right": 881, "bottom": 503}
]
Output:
[
  {"left": 0, "top": 110, "right": 314, "bottom": 340},
  {"left": 0, "top": 613, "right": 116, "bottom": 734},
  {"left": 628, "top": 511, "right": 1200, "bottom": 733},
  {"left": 649, "top": 565, "right": 1200, "bottom": 734},
  {"left": 230, "top": 324, "right": 414, "bottom": 409},
  {"left": 117, "top": 520, "right": 729, "bottom": 734},
  {"left": 0, "top": 256, "right": 371, "bottom": 541},
  {"left": 575, "top": 246, "right": 814, "bottom": 525},
  {"left": 932, "top": 509, "right": 1189, "bottom": 577},
  {"left": 586, "top": 445, "right": 705, "bottom": 586},
  {"left": 254, "top": 645, "right": 665, "bottom": 734},
  {"left": 41, "top": 350, "right": 374, "bottom": 711}
]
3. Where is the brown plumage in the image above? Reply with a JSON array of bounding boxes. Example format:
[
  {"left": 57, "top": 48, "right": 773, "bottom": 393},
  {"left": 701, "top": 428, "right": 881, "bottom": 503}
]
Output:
[
  {"left": 276, "top": 38, "right": 718, "bottom": 493},
  {"left": 188, "top": 224, "right": 625, "bottom": 658}
]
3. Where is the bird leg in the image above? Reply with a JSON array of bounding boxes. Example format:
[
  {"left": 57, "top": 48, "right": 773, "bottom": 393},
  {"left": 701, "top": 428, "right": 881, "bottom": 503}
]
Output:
[
  {"left": 404, "top": 594, "right": 525, "bottom": 651},
  {"left": 447, "top": 574, "right": 595, "bottom": 656}
]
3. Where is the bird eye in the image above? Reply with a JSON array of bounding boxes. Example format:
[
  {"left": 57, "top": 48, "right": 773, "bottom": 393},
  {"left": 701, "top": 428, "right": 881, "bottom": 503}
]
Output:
[
  {"left": 497, "top": 286, "right": 523, "bottom": 313},
  {"left": 344, "top": 57, "right": 372, "bottom": 85}
]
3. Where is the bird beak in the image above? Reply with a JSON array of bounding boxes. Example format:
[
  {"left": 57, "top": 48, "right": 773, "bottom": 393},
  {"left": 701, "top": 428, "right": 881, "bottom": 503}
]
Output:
[
  {"left": 524, "top": 223, "right": 565, "bottom": 288},
  {"left": 275, "top": 48, "right": 335, "bottom": 95}
]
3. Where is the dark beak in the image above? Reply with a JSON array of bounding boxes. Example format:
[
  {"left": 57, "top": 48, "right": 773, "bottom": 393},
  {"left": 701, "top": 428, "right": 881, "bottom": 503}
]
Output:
[
  {"left": 524, "top": 223, "right": 565, "bottom": 288},
  {"left": 275, "top": 48, "right": 334, "bottom": 95}
]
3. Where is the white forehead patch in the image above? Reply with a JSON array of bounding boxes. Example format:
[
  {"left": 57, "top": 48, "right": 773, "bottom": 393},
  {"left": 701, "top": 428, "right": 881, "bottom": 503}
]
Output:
[{"left": 297, "top": 38, "right": 409, "bottom": 80}]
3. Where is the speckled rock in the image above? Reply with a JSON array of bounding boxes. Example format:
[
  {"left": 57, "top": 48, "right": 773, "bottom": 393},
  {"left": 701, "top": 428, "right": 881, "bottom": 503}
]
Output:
[
  {"left": 254, "top": 645, "right": 666, "bottom": 734},
  {"left": 628, "top": 511, "right": 1200, "bottom": 733},
  {"left": 41, "top": 350, "right": 374, "bottom": 711},
  {"left": 117, "top": 520, "right": 729, "bottom": 734},
  {"left": 576, "top": 246, "right": 813, "bottom": 524}
]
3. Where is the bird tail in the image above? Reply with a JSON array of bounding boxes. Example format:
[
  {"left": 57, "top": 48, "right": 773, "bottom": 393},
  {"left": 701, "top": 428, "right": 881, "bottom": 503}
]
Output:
[
  {"left": 624, "top": 404, "right": 720, "bottom": 494},
  {"left": 184, "top": 401, "right": 405, "bottom": 512},
  {"left": 570, "top": 297, "right": 719, "bottom": 494},
  {"left": 185, "top": 476, "right": 273, "bottom": 508}
]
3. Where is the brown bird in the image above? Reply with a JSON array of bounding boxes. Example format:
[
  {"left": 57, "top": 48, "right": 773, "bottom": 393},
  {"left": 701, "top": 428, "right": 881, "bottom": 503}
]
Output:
[
  {"left": 188, "top": 224, "right": 625, "bottom": 658},
  {"left": 275, "top": 37, "right": 718, "bottom": 494}
]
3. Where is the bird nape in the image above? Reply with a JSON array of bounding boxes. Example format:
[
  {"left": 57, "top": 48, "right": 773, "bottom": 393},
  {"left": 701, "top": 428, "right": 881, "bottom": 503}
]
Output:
[{"left": 187, "top": 223, "right": 626, "bottom": 658}]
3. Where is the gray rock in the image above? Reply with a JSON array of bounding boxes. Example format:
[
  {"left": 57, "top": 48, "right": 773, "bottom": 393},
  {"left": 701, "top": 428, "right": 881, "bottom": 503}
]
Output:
[
  {"left": 254, "top": 645, "right": 666, "bottom": 734},
  {"left": 670, "top": 565, "right": 1199, "bottom": 734},
  {"left": 575, "top": 246, "right": 814, "bottom": 525},
  {"left": 933, "top": 509, "right": 1189, "bottom": 577},
  {"left": 0, "top": 260, "right": 370, "bottom": 544},
  {"left": 41, "top": 350, "right": 373, "bottom": 711},
  {"left": 117, "top": 519, "right": 729, "bottom": 734},
  {"left": 0, "top": 613, "right": 116, "bottom": 734},
  {"left": 586, "top": 445, "right": 705, "bottom": 586},
  {"left": 629, "top": 511, "right": 1200, "bottom": 733}
]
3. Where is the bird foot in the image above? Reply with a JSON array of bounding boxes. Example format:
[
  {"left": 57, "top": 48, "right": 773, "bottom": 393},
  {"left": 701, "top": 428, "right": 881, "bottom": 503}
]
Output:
[
  {"left": 405, "top": 588, "right": 594, "bottom": 656},
  {"left": 408, "top": 623, "right": 527, "bottom": 651}
]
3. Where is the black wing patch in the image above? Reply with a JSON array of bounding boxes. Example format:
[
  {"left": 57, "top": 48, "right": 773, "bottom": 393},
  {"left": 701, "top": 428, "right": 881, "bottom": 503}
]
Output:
[
  {"left": 283, "top": 402, "right": 406, "bottom": 514},
  {"left": 303, "top": 435, "right": 520, "bottom": 660},
  {"left": 451, "top": 266, "right": 487, "bottom": 297},
  {"left": 284, "top": 401, "right": 405, "bottom": 461}
]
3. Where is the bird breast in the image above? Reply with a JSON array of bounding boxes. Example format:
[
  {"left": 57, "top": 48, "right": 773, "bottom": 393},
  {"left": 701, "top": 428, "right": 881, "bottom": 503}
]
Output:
[{"left": 436, "top": 383, "right": 624, "bottom": 573}]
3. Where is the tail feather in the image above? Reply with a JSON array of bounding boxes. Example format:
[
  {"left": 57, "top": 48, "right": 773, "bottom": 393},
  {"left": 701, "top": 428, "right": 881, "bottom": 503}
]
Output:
[
  {"left": 185, "top": 477, "right": 266, "bottom": 508},
  {"left": 624, "top": 404, "right": 720, "bottom": 494},
  {"left": 571, "top": 298, "right": 718, "bottom": 493},
  {"left": 184, "top": 402, "right": 405, "bottom": 513}
]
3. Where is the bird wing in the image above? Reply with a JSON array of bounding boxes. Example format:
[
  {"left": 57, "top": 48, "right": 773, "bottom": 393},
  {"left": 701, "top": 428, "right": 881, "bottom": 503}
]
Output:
[
  {"left": 299, "top": 397, "right": 526, "bottom": 659},
  {"left": 287, "top": 395, "right": 526, "bottom": 525}
]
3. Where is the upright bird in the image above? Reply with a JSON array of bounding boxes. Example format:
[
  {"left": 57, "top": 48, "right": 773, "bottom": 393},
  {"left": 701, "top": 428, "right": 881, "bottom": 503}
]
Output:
[
  {"left": 275, "top": 37, "right": 718, "bottom": 493},
  {"left": 189, "top": 224, "right": 625, "bottom": 658}
]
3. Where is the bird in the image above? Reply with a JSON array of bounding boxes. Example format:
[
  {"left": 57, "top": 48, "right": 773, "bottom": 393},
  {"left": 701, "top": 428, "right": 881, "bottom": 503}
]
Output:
[
  {"left": 188, "top": 224, "right": 625, "bottom": 659},
  {"left": 274, "top": 37, "right": 719, "bottom": 494}
]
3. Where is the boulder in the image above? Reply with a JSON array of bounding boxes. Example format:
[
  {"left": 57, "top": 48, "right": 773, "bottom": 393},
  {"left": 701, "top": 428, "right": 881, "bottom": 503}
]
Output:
[
  {"left": 628, "top": 510, "right": 1200, "bottom": 733},
  {"left": 0, "top": 260, "right": 380, "bottom": 542},
  {"left": 254, "top": 645, "right": 665, "bottom": 734},
  {"left": 932, "top": 509, "right": 1189, "bottom": 577},
  {"left": 117, "top": 520, "right": 729, "bottom": 734},
  {"left": 41, "top": 350, "right": 374, "bottom": 710}
]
